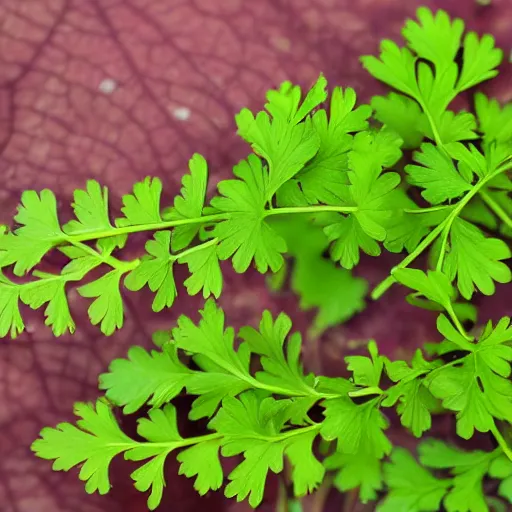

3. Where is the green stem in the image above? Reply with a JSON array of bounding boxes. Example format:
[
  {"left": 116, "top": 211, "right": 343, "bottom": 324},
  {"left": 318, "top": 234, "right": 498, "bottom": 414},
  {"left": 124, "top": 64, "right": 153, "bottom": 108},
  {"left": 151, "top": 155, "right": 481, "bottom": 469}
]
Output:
[
  {"left": 446, "top": 304, "right": 473, "bottom": 342},
  {"left": 479, "top": 189, "right": 512, "bottom": 230},
  {"left": 55, "top": 205, "right": 356, "bottom": 246},
  {"left": 348, "top": 386, "right": 384, "bottom": 398},
  {"left": 372, "top": 165, "right": 511, "bottom": 300},
  {"left": 404, "top": 205, "right": 453, "bottom": 214},
  {"left": 491, "top": 423, "right": 512, "bottom": 462},
  {"left": 174, "top": 238, "right": 218, "bottom": 261},
  {"left": 264, "top": 205, "right": 357, "bottom": 217},
  {"left": 66, "top": 239, "right": 139, "bottom": 272}
]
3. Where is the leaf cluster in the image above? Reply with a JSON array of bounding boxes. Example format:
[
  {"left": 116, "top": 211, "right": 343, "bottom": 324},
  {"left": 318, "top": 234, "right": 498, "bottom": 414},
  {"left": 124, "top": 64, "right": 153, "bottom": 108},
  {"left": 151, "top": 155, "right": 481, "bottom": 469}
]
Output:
[{"left": 20, "top": 6, "right": 512, "bottom": 512}]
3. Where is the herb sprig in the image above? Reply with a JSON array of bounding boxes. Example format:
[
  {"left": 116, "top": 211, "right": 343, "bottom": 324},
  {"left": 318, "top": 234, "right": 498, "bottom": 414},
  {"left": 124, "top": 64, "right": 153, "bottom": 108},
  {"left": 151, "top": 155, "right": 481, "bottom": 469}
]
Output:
[{"left": 8, "top": 6, "right": 512, "bottom": 512}]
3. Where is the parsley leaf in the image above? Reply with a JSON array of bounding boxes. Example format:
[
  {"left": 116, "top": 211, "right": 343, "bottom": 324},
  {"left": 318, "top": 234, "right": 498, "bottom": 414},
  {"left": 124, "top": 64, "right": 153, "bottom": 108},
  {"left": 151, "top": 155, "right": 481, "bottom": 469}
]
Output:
[
  {"left": 277, "top": 86, "right": 371, "bottom": 206},
  {"left": 78, "top": 270, "right": 124, "bottom": 335},
  {"left": 406, "top": 144, "right": 472, "bottom": 204},
  {"left": 31, "top": 400, "right": 134, "bottom": 495},
  {"left": 371, "top": 92, "right": 425, "bottom": 149},
  {"left": 443, "top": 218, "right": 511, "bottom": 299},
  {"left": 239, "top": 310, "right": 317, "bottom": 396},
  {"left": 99, "top": 341, "right": 192, "bottom": 414},
  {"left": 118, "top": 177, "right": 163, "bottom": 226},
  {"left": 63, "top": 180, "right": 112, "bottom": 235},
  {"left": 380, "top": 447, "right": 451, "bottom": 512},
  {"left": 211, "top": 155, "right": 286, "bottom": 273},
  {"left": 19, "top": 272, "right": 75, "bottom": 336},
  {"left": 165, "top": 153, "right": 208, "bottom": 251},
  {"left": 325, "top": 129, "right": 402, "bottom": 268},
  {"left": 125, "top": 231, "right": 176, "bottom": 311},
  {"left": 0, "top": 273, "right": 24, "bottom": 338},
  {"left": 171, "top": 300, "right": 254, "bottom": 418},
  {"left": 178, "top": 241, "right": 222, "bottom": 299},
  {"left": 420, "top": 439, "right": 502, "bottom": 512},
  {"left": 382, "top": 350, "right": 439, "bottom": 437},
  {"left": 425, "top": 317, "right": 512, "bottom": 438},
  {"left": 0, "top": 190, "right": 63, "bottom": 275},
  {"left": 236, "top": 76, "right": 325, "bottom": 198},
  {"left": 125, "top": 405, "right": 192, "bottom": 510},
  {"left": 209, "top": 392, "right": 324, "bottom": 507},
  {"left": 325, "top": 449, "right": 383, "bottom": 503}
]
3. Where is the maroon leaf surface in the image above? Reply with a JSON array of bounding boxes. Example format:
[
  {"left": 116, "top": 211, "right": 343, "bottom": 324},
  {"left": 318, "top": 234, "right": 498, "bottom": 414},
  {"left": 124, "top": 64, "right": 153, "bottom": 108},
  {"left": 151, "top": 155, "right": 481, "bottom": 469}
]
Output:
[{"left": 0, "top": 1, "right": 511, "bottom": 510}]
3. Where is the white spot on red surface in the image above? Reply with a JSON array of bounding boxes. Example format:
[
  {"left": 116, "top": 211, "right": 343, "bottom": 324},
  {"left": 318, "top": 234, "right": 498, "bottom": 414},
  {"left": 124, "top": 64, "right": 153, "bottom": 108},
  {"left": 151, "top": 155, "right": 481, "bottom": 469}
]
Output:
[
  {"left": 98, "top": 78, "right": 118, "bottom": 94},
  {"left": 172, "top": 106, "right": 191, "bottom": 121}
]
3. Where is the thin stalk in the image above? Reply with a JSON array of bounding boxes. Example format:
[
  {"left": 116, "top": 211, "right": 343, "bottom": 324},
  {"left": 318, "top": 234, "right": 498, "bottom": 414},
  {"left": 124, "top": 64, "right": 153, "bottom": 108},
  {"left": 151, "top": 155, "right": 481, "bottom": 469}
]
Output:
[
  {"left": 372, "top": 164, "right": 512, "bottom": 300},
  {"left": 479, "top": 189, "right": 512, "bottom": 230},
  {"left": 491, "top": 423, "right": 512, "bottom": 462}
]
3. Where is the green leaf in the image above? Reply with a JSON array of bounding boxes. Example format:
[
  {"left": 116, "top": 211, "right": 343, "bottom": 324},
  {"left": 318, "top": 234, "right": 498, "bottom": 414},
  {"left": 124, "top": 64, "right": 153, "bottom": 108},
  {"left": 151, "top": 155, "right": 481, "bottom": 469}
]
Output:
[
  {"left": 124, "top": 231, "right": 176, "bottom": 312},
  {"left": 382, "top": 350, "right": 439, "bottom": 437},
  {"left": 211, "top": 155, "right": 286, "bottom": 273},
  {"left": 457, "top": 32, "right": 502, "bottom": 92},
  {"left": 345, "top": 340, "right": 384, "bottom": 388},
  {"left": 0, "top": 189, "right": 63, "bottom": 275},
  {"left": 425, "top": 317, "right": 512, "bottom": 438},
  {"left": 325, "top": 215, "right": 381, "bottom": 269},
  {"left": 277, "top": 86, "right": 371, "bottom": 206},
  {"left": 371, "top": 93, "right": 424, "bottom": 149},
  {"left": 31, "top": 400, "right": 134, "bottom": 495},
  {"left": 78, "top": 270, "right": 124, "bottom": 335},
  {"left": 393, "top": 268, "right": 460, "bottom": 324},
  {"left": 165, "top": 153, "right": 208, "bottom": 251},
  {"left": 125, "top": 405, "right": 187, "bottom": 511},
  {"left": 406, "top": 144, "right": 472, "bottom": 204},
  {"left": 99, "top": 343, "right": 192, "bottom": 414},
  {"left": 0, "top": 273, "right": 24, "bottom": 338},
  {"left": 489, "top": 455, "right": 512, "bottom": 504},
  {"left": 363, "top": 8, "right": 501, "bottom": 146},
  {"left": 171, "top": 300, "right": 253, "bottom": 419},
  {"left": 379, "top": 448, "right": 450, "bottom": 512},
  {"left": 177, "top": 439, "right": 223, "bottom": 496},
  {"left": 475, "top": 93, "right": 512, "bottom": 143},
  {"left": 325, "top": 450, "right": 383, "bottom": 504},
  {"left": 324, "top": 129, "right": 402, "bottom": 268},
  {"left": 19, "top": 273, "right": 75, "bottom": 336},
  {"left": 239, "top": 310, "right": 317, "bottom": 396},
  {"left": 444, "top": 218, "right": 511, "bottom": 299},
  {"left": 210, "top": 393, "right": 324, "bottom": 507},
  {"left": 179, "top": 241, "right": 222, "bottom": 299},
  {"left": 63, "top": 180, "right": 112, "bottom": 235},
  {"left": 118, "top": 177, "right": 163, "bottom": 226},
  {"left": 321, "top": 397, "right": 391, "bottom": 458},
  {"left": 236, "top": 76, "right": 324, "bottom": 197},
  {"left": 419, "top": 439, "right": 495, "bottom": 512}
]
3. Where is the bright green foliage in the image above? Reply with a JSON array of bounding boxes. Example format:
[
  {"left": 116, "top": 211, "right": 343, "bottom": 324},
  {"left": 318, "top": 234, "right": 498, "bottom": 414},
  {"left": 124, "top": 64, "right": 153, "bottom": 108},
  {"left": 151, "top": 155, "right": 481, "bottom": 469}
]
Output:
[
  {"left": 15, "top": 5, "right": 512, "bottom": 512},
  {"left": 276, "top": 86, "right": 371, "bottom": 206},
  {"left": 379, "top": 447, "right": 451, "bottom": 511},
  {"left": 324, "top": 128, "right": 403, "bottom": 268},
  {"left": 211, "top": 155, "right": 287, "bottom": 273},
  {"left": 269, "top": 215, "right": 368, "bottom": 335},
  {"left": 124, "top": 231, "right": 177, "bottom": 311},
  {"left": 382, "top": 350, "right": 439, "bottom": 437},
  {"left": 444, "top": 219, "right": 511, "bottom": 299},
  {"left": 382, "top": 440, "right": 512, "bottom": 512},
  {"left": 236, "top": 75, "right": 325, "bottom": 197},
  {"left": 118, "top": 177, "right": 163, "bottom": 226},
  {"left": 78, "top": 270, "right": 124, "bottom": 335},
  {"left": 426, "top": 316, "right": 512, "bottom": 439},
  {"left": 165, "top": 153, "right": 208, "bottom": 251},
  {"left": 406, "top": 144, "right": 472, "bottom": 204}
]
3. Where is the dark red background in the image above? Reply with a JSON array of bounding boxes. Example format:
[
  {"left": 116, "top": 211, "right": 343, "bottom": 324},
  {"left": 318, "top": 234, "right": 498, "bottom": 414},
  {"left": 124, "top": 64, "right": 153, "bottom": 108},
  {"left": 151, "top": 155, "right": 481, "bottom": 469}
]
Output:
[{"left": 0, "top": 1, "right": 511, "bottom": 511}]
